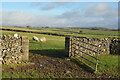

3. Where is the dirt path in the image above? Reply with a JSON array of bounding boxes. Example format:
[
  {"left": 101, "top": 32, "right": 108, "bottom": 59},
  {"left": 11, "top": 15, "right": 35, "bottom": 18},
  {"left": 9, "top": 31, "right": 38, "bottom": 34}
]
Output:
[{"left": 2, "top": 53, "right": 120, "bottom": 78}]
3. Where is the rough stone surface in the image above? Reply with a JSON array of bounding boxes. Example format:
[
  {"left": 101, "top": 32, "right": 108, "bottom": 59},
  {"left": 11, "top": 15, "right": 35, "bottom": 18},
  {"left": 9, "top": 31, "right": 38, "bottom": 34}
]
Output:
[
  {"left": 0, "top": 35, "right": 29, "bottom": 64},
  {"left": 65, "top": 37, "right": 119, "bottom": 57}
]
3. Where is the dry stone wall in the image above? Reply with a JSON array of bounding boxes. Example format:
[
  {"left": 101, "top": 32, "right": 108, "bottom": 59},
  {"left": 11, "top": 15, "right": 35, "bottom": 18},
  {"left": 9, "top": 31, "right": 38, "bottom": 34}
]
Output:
[
  {"left": 65, "top": 36, "right": 119, "bottom": 57},
  {"left": 0, "top": 35, "right": 29, "bottom": 64},
  {"left": 110, "top": 38, "right": 120, "bottom": 55}
]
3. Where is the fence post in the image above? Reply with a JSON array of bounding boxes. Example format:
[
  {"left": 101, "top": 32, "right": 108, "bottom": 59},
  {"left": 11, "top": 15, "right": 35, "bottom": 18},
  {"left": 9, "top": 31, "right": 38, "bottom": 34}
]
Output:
[
  {"left": 95, "top": 46, "right": 99, "bottom": 72},
  {"left": 65, "top": 36, "right": 72, "bottom": 57},
  {"left": 21, "top": 36, "right": 29, "bottom": 61},
  {"left": 71, "top": 37, "right": 73, "bottom": 56}
]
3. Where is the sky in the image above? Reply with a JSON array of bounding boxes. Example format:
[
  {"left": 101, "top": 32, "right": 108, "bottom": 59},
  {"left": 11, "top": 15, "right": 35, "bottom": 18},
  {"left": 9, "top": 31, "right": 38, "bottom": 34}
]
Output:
[{"left": 0, "top": 2, "right": 118, "bottom": 29}]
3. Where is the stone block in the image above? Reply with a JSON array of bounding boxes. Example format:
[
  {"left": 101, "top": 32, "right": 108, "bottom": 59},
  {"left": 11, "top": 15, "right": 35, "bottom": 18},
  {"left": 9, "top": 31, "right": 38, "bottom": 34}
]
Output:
[{"left": 1, "top": 35, "right": 29, "bottom": 64}]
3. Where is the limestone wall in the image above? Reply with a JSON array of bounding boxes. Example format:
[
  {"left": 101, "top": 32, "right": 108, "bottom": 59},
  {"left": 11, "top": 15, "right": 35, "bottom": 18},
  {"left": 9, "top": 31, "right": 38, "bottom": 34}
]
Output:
[
  {"left": 0, "top": 35, "right": 29, "bottom": 64},
  {"left": 65, "top": 37, "right": 119, "bottom": 57}
]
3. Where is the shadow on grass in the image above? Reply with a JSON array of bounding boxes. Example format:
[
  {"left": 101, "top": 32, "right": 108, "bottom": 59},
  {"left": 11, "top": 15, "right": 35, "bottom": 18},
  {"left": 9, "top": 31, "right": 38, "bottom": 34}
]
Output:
[
  {"left": 29, "top": 49, "right": 67, "bottom": 59},
  {"left": 70, "top": 58, "right": 95, "bottom": 73},
  {"left": 29, "top": 49, "right": 95, "bottom": 73}
]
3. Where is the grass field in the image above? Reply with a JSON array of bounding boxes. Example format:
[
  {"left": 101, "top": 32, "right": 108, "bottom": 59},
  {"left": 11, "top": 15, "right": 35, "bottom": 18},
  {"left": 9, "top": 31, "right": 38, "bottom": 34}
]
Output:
[
  {"left": 1, "top": 26, "right": 118, "bottom": 38},
  {"left": 1, "top": 27, "right": 120, "bottom": 78},
  {"left": 72, "top": 54, "right": 119, "bottom": 76}
]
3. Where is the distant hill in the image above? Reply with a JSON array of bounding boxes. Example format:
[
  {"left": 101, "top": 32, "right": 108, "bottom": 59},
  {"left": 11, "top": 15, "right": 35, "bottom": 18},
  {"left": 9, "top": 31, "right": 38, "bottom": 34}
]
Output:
[{"left": 74, "top": 27, "right": 118, "bottom": 31}]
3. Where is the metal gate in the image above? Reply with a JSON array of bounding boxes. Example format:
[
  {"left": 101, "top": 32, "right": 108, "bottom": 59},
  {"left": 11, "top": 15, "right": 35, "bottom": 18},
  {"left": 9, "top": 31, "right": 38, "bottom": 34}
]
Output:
[{"left": 65, "top": 37, "right": 99, "bottom": 71}]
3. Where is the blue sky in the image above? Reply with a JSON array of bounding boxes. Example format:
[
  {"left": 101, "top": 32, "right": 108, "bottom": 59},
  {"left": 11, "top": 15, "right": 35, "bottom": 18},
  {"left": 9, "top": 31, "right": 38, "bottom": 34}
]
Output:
[
  {"left": 1, "top": 2, "right": 118, "bottom": 29},
  {"left": 2, "top": 2, "right": 117, "bottom": 14}
]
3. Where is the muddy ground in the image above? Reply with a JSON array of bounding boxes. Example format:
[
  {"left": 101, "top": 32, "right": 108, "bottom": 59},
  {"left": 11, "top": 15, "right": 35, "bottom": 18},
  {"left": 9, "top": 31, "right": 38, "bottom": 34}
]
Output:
[{"left": 2, "top": 52, "right": 120, "bottom": 79}]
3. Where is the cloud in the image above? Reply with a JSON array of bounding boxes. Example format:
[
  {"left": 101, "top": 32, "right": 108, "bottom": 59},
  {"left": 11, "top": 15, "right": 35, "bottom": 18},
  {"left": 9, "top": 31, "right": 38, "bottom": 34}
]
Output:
[
  {"left": 2, "top": 11, "right": 67, "bottom": 27},
  {"left": 0, "top": 11, "right": 2, "bottom": 25},
  {"left": 30, "top": 2, "right": 42, "bottom": 7},
  {"left": 41, "top": 3, "right": 55, "bottom": 10},
  {"left": 31, "top": 2, "right": 56, "bottom": 10},
  {"left": 59, "top": 3, "right": 118, "bottom": 18},
  {"left": 31, "top": 2, "right": 73, "bottom": 10},
  {"left": 58, "top": 10, "right": 82, "bottom": 19},
  {"left": 1, "top": 3, "right": 118, "bottom": 29},
  {"left": 83, "top": 3, "right": 118, "bottom": 17},
  {"left": 58, "top": 3, "right": 118, "bottom": 29}
]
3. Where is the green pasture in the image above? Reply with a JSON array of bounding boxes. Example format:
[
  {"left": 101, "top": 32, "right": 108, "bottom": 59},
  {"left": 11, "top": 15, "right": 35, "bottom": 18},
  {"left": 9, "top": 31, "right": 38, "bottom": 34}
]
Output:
[
  {"left": 1, "top": 27, "right": 118, "bottom": 37},
  {"left": 1, "top": 29, "right": 119, "bottom": 78},
  {"left": 72, "top": 54, "right": 119, "bottom": 76}
]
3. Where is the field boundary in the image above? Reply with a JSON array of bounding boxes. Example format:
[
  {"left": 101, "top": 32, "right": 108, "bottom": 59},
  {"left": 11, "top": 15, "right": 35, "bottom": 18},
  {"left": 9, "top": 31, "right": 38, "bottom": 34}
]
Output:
[
  {"left": 65, "top": 37, "right": 99, "bottom": 71},
  {"left": 0, "top": 28, "right": 117, "bottom": 37},
  {"left": 1, "top": 35, "right": 29, "bottom": 64},
  {"left": 65, "top": 36, "right": 119, "bottom": 71},
  {"left": 0, "top": 28, "right": 72, "bottom": 37}
]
